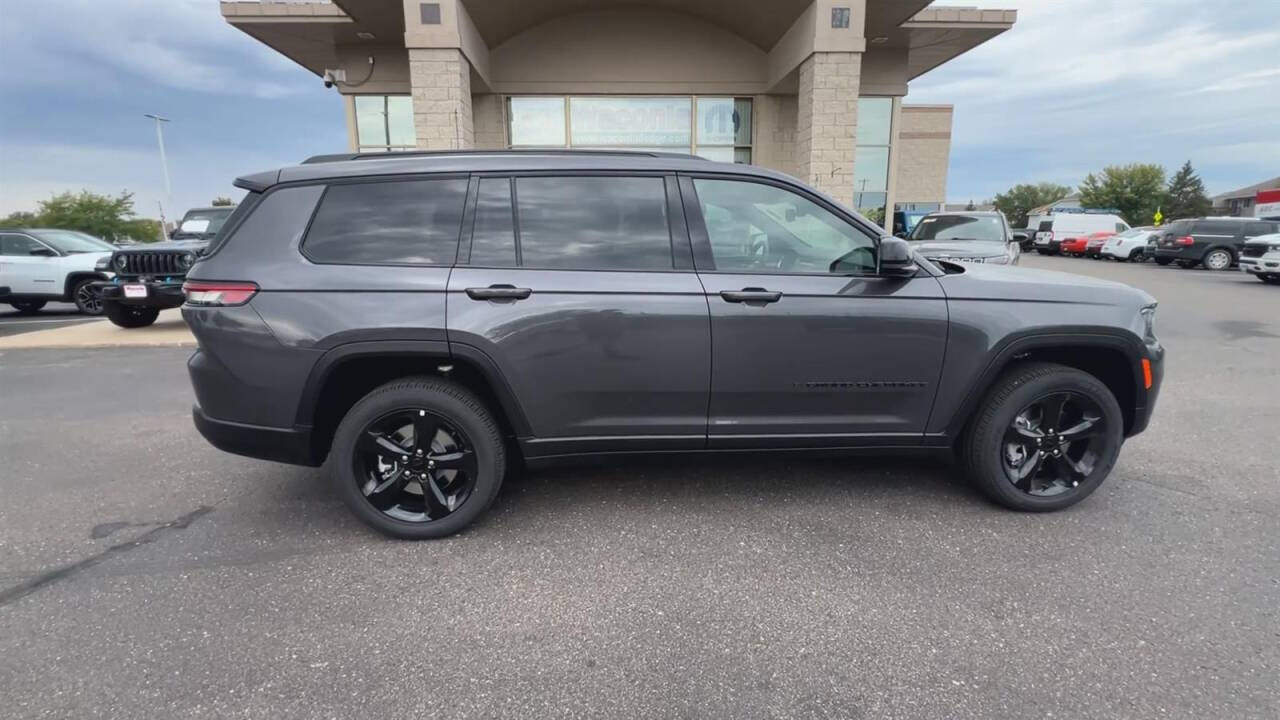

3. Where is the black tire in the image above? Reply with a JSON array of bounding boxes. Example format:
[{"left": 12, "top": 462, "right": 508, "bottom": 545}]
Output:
[
  {"left": 71, "top": 278, "right": 104, "bottom": 315},
  {"left": 961, "top": 362, "right": 1123, "bottom": 512},
  {"left": 1154, "top": 258, "right": 1172, "bottom": 266},
  {"left": 8, "top": 300, "right": 47, "bottom": 314},
  {"left": 328, "top": 377, "right": 506, "bottom": 539},
  {"left": 1128, "top": 249, "right": 1146, "bottom": 263},
  {"left": 103, "top": 301, "right": 160, "bottom": 328},
  {"left": 1201, "top": 247, "right": 1233, "bottom": 271}
]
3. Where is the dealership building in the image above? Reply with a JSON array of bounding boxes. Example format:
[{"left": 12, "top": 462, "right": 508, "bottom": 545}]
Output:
[{"left": 222, "top": 0, "right": 1015, "bottom": 225}]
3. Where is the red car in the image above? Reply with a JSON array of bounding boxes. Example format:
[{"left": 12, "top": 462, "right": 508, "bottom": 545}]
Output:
[{"left": 1061, "top": 231, "right": 1114, "bottom": 257}]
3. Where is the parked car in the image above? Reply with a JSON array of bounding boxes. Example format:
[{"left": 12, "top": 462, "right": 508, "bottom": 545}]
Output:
[
  {"left": 1101, "top": 226, "right": 1159, "bottom": 262},
  {"left": 90, "top": 206, "right": 237, "bottom": 327},
  {"left": 1084, "top": 231, "right": 1118, "bottom": 258},
  {"left": 1034, "top": 213, "right": 1130, "bottom": 255},
  {"left": 170, "top": 206, "right": 236, "bottom": 242},
  {"left": 1060, "top": 231, "right": 1112, "bottom": 257},
  {"left": 1238, "top": 232, "right": 1280, "bottom": 284},
  {"left": 181, "top": 150, "right": 1164, "bottom": 539},
  {"left": 0, "top": 228, "right": 115, "bottom": 314},
  {"left": 1153, "top": 217, "right": 1280, "bottom": 270},
  {"left": 1029, "top": 210, "right": 1131, "bottom": 254},
  {"left": 904, "top": 210, "right": 1020, "bottom": 265}
]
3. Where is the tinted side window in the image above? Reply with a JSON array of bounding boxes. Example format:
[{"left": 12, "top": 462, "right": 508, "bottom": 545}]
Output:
[
  {"left": 468, "top": 178, "right": 517, "bottom": 267},
  {"left": 694, "top": 178, "right": 876, "bottom": 275},
  {"left": 1, "top": 234, "right": 44, "bottom": 256},
  {"left": 303, "top": 179, "right": 467, "bottom": 265},
  {"left": 1244, "top": 222, "right": 1275, "bottom": 237},
  {"left": 1194, "top": 221, "right": 1239, "bottom": 235},
  {"left": 515, "top": 176, "right": 672, "bottom": 270}
]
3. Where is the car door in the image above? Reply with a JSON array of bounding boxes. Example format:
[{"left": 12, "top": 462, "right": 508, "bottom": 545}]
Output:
[
  {"left": 0, "top": 233, "right": 59, "bottom": 295},
  {"left": 681, "top": 174, "right": 948, "bottom": 448},
  {"left": 446, "top": 173, "right": 711, "bottom": 457}
]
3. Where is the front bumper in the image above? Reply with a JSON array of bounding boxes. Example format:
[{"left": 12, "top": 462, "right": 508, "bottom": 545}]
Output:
[
  {"left": 1128, "top": 340, "right": 1165, "bottom": 437},
  {"left": 193, "top": 405, "right": 318, "bottom": 467},
  {"left": 1239, "top": 252, "right": 1280, "bottom": 275},
  {"left": 92, "top": 278, "right": 186, "bottom": 308}
]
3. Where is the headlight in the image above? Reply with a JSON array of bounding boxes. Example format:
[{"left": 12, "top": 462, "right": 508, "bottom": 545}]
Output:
[
  {"left": 1269, "top": 243, "right": 1280, "bottom": 252},
  {"left": 95, "top": 256, "right": 112, "bottom": 271},
  {"left": 177, "top": 252, "right": 196, "bottom": 270},
  {"left": 115, "top": 254, "right": 129, "bottom": 270},
  {"left": 1140, "top": 304, "right": 1157, "bottom": 340}
]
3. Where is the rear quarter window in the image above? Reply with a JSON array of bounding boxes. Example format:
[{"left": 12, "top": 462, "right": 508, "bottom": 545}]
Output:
[{"left": 302, "top": 178, "right": 467, "bottom": 265}]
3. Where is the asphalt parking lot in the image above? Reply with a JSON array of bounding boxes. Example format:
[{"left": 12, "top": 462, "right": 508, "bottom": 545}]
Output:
[{"left": 1, "top": 256, "right": 1277, "bottom": 719}]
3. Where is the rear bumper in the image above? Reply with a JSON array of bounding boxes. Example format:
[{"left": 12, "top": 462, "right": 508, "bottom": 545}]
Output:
[
  {"left": 193, "top": 404, "right": 318, "bottom": 467},
  {"left": 94, "top": 279, "right": 185, "bottom": 308}
]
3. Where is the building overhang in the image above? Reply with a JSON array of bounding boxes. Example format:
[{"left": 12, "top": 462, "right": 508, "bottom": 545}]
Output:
[
  {"left": 894, "top": 6, "right": 1017, "bottom": 80},
  {"left": 221, "top": 2, "right": 355, "bottom": 77}
]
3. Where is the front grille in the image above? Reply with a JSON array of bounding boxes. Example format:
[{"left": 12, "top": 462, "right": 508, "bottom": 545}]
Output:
[
  {"left": 1242, "top": 245, "right": 1268, "bottom": 258},
  {"left": 115, "top": 251, "right": 188, "bottom": 277}
]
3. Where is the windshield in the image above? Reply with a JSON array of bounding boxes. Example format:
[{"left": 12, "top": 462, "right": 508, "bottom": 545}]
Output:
[
  {"left": 909, "top": 215, "right": 1005, "bottom": 243},
  {"left": 177, "top": 209, "right": 234, "bottom": 234},
  {"left": 31, "top": 230, "right": 116, "bottom": 253}
]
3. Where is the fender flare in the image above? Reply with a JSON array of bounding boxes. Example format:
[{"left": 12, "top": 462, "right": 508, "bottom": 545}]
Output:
[{"left": 938, "top": 328, "right": 1148, "bottom": 439}]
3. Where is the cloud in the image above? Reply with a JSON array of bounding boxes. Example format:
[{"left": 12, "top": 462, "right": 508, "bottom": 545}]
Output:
[{"left": 908, "top": 0, "right": 1280, "bottom": 201}]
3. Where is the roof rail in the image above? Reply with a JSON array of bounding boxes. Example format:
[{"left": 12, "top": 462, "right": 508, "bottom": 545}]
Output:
[{"left": 300, "top": 149, "right": 701, "bottom": 164}]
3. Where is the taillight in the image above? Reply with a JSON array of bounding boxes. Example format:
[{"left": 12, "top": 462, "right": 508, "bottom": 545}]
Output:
[
  {"left": 182, "top": 281, "right": 258, "bottom": 307},
  {"left": 1175, "top": 236, "right": 1194, "bottom": 246}
]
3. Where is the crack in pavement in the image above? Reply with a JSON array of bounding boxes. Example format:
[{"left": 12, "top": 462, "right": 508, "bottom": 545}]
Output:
[{"left": 0, "top": 506, "right": 213, "bottom": 608}]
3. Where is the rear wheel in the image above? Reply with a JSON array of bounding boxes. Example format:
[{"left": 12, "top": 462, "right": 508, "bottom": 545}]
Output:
[
  {"left": 7, "top": 300, "right": 47, "bottom": 314},
  {"left": 72, "top": 278, "right": 104, "bottom": 315},
  {"left": 1202, "top": 248, "right": 1233, "bottom": 271},
  {"left": 328, "top": 377, "right": 505, "bottom": 539},
  {"left": 104, "top": 301, "right": 159, "bottom": 328},
  {"left": 961, "top": 362, "right": 1123, "bottom": 512}
]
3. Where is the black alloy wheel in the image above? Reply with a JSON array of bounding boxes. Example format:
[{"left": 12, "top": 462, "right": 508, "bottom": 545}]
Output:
[
  {"left": 353, "top": 409, "right": 479, "bottom": 523},
  {"left": 73, "top": 279, "right": 104, "bottom": 315},
  {"left": 1001, "top": 392, "right": 1106, "bottom": 497}
]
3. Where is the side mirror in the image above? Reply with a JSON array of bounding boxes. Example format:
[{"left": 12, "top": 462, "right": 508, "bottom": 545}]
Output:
[
  {"left": 878, "top": 236, "right": 918, "bottom": 277},
  {"left": 1011, "top": 231, "right": 1028, "bottom": 244},
  {"left": 29, "top": 247, "right": 57, "bottom": 257}
]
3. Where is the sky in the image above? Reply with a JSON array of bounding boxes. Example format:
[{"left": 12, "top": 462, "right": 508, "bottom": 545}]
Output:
[{"left": 0, "top": 0, "right": 1278, "bottom": 219}]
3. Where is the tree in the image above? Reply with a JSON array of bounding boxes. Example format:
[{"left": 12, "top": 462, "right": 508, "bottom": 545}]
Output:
[
  {"left": 211, "top": 196, "right": 234, "bottom": 206},
  {"left": 992, "top": 182, "right": 1073, "bottom": 228},
  {"left": 0, "top": 210, "right": 39, "bottom": 228},
  {"left": 35, "top": 190, "right": 140, "bottom": 242},
  {"left": 1163, "top": 161, "right": 1211, "bottom": 221},
  {"left": 1079, "top": 164, "right": 1166, "bottom": 227}
]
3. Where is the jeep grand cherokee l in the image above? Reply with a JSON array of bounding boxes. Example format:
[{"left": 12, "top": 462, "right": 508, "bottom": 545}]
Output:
[{"left": 183, "top": 150, "right": 1164, "bottom": 539}]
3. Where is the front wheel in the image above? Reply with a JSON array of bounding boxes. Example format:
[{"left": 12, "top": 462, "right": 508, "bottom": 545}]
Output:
[
  {"left": 1202, "top": 248, "right": 1233, "bottom": 271},
  {"left": 1129, "top": 249, "right": 1146, "bottom": 263},
  {"left": 103, "top": 301, "right": 159, "bottom": 328},
  {"left": 961, "top": 362, "right": 1123, "bottom": 512},
  {"left": 328, "top": 377, "right": 506, "bottom": 539},
  {"left": 72, "top": 278, "right": 104, "bottom": 315}
]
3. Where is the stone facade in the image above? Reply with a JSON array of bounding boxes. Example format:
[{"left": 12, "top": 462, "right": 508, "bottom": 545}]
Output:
[
  {"left": 409, "top": 48, "right": 473, "bottom": 149},
  {"left": 794, "top": 52, "right": 861, "bottom": 201},
  {"left": 472, "top": 94, "right": 506, "bottom": 149},
  {"left": 893, "top": 104, "right": 952, "bottom": 208},
  {"left": 752, "top": 94, "right": 799, "bottom": 179}
]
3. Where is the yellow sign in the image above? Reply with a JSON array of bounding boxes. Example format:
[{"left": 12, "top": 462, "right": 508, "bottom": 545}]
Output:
[{"left": 1153, "top": 208, "right": 1163, "bottom": 226}]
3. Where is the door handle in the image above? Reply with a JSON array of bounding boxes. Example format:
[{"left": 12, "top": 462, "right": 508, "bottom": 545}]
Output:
[
  {"left": 719, "top": 288, "right": 782, "bottom": 304},
  {"left": 465, "top": 284, "right": 532, "bottom": 301}
]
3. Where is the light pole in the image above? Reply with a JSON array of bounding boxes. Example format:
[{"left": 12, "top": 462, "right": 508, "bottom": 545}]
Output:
[{"left": 144, "top": 113, "right": 172, "bottom": 240}]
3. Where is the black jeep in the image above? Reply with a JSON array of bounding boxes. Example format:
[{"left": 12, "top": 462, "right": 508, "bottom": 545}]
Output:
[{"left": 94, "top": 206, "right": 235, "bottom": 328}]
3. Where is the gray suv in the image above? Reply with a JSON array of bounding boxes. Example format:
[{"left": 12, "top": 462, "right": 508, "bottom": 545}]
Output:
[{"left": 184, "top": 150, "right": 1164, "bottom": 539}]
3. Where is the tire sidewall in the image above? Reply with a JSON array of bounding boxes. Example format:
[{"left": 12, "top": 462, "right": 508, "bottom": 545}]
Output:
[
  {"left": 1203, "top": 248, "right": 1232, "bottom": 271},
  {"left": 970, "top": 368, "right": 1124, "bottom": 511},
  {"left": 328, "top": 380, "right": 504, "bottom": 539}
]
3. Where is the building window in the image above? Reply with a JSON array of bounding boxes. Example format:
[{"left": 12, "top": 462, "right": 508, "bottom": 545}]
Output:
[
  {"left": 853, "top": 97, "right": 893, "bottom": 223},
  {"left": 354, "top": 95, "right": 416, "bottom": 152},
  {"left": 506, "top": 96, "right": 752, "bottom": 164}
]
